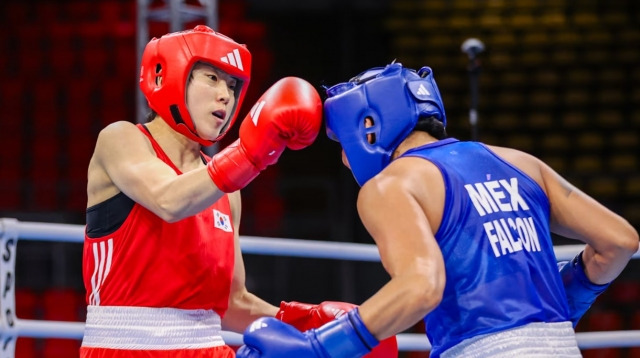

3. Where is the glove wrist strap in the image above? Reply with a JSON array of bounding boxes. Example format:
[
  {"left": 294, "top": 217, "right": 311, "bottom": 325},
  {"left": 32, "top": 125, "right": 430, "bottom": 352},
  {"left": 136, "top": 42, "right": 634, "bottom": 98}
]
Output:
[
  {"left": 559, "top": 250, "right": 611, "bottom": 327},
  {"left": 207, "top": 139, "right": 260, "bottom": 193},
  {"left": 569, "top": 251, "right": 611, "bottom": 292},
  {"left": 312, "top": 308, "right": 378, "bottom": 358}
]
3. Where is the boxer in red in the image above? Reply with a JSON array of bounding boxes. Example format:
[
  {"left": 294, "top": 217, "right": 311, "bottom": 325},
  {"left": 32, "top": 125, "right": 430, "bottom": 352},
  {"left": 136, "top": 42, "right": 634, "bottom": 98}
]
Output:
[{"left": 81, "top": 25, "right": 396, "bottom": 358}]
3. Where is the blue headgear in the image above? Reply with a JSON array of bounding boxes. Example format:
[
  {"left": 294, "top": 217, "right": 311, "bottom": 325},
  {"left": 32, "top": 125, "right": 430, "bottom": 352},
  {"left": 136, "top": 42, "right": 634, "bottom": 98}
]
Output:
[{"left": 324, "top": 62, "right": 446, "bottom": 186}]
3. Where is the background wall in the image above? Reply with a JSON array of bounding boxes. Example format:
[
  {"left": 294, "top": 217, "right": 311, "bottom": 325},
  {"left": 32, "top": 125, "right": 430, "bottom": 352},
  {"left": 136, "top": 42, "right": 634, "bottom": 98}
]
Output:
[{"left": 0, "top": 0, "right": 639, "bottom": 357}]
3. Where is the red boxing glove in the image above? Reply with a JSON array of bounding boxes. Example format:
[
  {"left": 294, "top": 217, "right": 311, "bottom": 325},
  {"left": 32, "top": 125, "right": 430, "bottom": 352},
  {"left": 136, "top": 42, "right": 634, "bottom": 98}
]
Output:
[
  {"left": 207, "top": 77, "right": 322, "bottom": 192},
  {"left": 276, "top": 301, "right": 399, "bottom": 358},
  {"left": 276, "top": 301, "right": 353, "bottom": 332}
]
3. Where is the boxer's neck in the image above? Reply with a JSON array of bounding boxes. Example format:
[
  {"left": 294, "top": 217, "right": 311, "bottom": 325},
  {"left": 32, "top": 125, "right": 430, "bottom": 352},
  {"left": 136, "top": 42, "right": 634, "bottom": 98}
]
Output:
[{"left": 392, "top": 131, "right": 438, "bottom": 160}]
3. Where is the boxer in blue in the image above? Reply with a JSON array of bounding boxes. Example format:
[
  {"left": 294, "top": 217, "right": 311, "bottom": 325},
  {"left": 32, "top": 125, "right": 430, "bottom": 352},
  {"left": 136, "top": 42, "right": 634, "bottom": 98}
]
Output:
[{"left": 236, "top": 63, "right": 639, "bottom": 357}]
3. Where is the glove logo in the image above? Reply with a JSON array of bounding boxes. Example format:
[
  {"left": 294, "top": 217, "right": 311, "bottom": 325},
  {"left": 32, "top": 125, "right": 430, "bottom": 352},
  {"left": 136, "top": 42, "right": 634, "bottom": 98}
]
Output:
[
  {"left": 250, "top": 100, "right": 266, "bottom": 126},
  {"left": 248, "top": 319, "right": 268, "bottom": 333},
  {"left": 213, "top": 209, "right": 233, "bottom": 232},
  {"left": 329, "top": 307, "right": 347, "bottom": 319}
]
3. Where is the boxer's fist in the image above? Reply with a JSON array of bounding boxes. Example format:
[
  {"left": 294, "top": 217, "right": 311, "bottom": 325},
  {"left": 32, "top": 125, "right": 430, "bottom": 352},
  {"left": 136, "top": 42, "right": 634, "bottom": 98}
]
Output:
[
  {"left": 239, "top": 76, "right": 322, "bottom": 157},
  {"left": 238, "top": 309, "right": 377, "bottom": 358},
  {"left": 276, "top": 301, "right": 399, "bottom": 358},
  {"left": 207, "top": 77, "right": 322, "bottom": 192},
  {"left": 558, "top": 251, "right": 610, "bottom": 327},
  {"left": 276, "top": 301, "right": 354, "bottom": 332}
]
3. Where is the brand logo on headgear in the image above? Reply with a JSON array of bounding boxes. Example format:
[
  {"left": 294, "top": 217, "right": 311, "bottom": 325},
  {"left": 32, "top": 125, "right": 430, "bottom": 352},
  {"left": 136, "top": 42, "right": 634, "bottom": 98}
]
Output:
[
  {"left": 416, "top": 84, "right": 430, "bottom": 96},
  {"left": 220, "top": 49, "right": 244, "bottom": 71}
]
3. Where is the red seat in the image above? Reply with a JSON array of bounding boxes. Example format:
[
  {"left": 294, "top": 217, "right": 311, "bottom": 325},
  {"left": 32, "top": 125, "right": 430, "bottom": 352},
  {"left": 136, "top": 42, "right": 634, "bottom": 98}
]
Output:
[
  {"left": 581, "top": 310, "right": 623, "bottom": 358},
  {"left": 0, "top": 133, "right": 23, "bottom": 209},
  {"left": 0, "top": 81, "right": 27, "bottom": 130},
  {"left": 114, "top": 45, "right": 136, "bottom": 79},
  {"left": 68, "top": 136, "right": 94, "bottom": 163},
  {"left": 65, "top": 178, "right": 88, "bottom": 211},
  {"left": 0, "top": 136, "right": 22, "bottom": 168},
  {"left": 32, "top": 81, "right": 62, "bottom": 130},
  {"left": 147, "top": 21, "right": 170, "bottom": 39},
  {"left": 250, "top": 169, "right": 284, "bottom": 236},
  {"left": 15, "top": 289, "right": 39, "bottom": 358},
  {"left": 29, "top": 137, "right": 61, "bottom": 209},
  {"left": 81, "top": 45, "right": 110, "bottom": 77},
  {"left": 34, "top": 2, "right": 60, "bottom": 27},
  {"left": 15, "top": 338, "right": 38, "bottom": 358},
  {"left": 629, "top": 312, "right": 640, "bottom": 357},
  {"left": 99, "top": 78, "right": 133, "bottom": 124},
  {"left": 64, "top": 1, "right": 94, "bottom": 22},
  {"left": 586, "top": 310, "right": 623, "bottom": 331},
  {"left": 3, "top": 3, "right": 29, "bottom": 27},
  {"left": 43, "top": 288, "right": 81, "bottom": 321},
  {"left": 43, "top": 339, "right": 81, "bottom": 358},
  {"left": 607, "top": 280, "right": 640, "bottom": 306},
  {"left": 15, "top": 288, "right": 38, "bottom": 318},
  {"left": 30, "top": 179, "right": 59, "bottom": 210},
  {"left": 98, "top": 1, "right": 123, "bottom": 25},
  {"left": 50, "top": 45, "right": 77, "bottom": 77},
  {"left": 582, "top": 347, "right": 622, "bottom": 358},
  {"left": 100, "top": 105, "right": 129, "bottom": 126},
  {"left": 17, "top": 27, "right": 45, "bottom": 76},
  {"left": 0, "top": 179, "right": 21, "bottom": 210},
  {"left": 42, "top": 288, "right": 83, "bottom": 357}
]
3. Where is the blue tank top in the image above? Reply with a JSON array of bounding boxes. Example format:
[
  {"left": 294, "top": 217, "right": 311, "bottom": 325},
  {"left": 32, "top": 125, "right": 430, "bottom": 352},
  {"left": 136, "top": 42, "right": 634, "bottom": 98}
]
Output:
[{"left": 400, "top": 138, "right": 570, "bottom": 357}]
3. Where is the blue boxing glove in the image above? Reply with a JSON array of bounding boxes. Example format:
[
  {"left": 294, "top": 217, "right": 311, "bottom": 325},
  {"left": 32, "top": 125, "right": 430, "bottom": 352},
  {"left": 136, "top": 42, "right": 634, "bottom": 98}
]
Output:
[
  {"left": 558, "top": 251, "right": 610, "bottom": 327},
  {"left": 237, "top": 308, "right": 378, "bottom": 358}
]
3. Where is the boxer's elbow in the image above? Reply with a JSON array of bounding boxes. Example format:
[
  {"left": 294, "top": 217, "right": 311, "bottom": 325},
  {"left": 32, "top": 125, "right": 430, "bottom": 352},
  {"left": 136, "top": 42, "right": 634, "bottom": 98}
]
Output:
[
  {"left": 153, "top": 184, "right": 226, "bottom": 223},
  {"left": 604, "top": 221, "right": 639, "bottom": 261},
  {"left": 421, "top": 273, "right": 445, "bottom": 312},
  {"left": 404, "top": 271, "right": 445, "bottom": 317},
  {"left": 154, "top": 192, "right": 207, "bottom": 222},
  {"left": 153, "top": 200, "right": 180, "bottom": 222},
  {"left": 621, "top": 225, "right": 639, "bottom": 255},
  {"left": 616, "top": 229, "right": 639, "bottom": 265},
  {"left": 153, "top": 197, "right": 189, "bottom": 223}
]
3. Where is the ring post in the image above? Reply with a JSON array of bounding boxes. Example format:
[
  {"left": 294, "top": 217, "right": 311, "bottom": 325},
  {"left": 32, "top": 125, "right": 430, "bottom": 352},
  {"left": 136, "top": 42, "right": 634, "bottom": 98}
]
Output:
[{"left": 0, "top": 218, "right": 18, "bottom": 358}]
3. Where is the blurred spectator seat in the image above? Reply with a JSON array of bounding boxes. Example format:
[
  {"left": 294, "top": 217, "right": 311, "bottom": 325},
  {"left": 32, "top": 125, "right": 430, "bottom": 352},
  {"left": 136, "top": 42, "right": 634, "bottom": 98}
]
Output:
[
  {"left": 42, "top": 288, "right": 83, "bottom": 358},
  {"left": 15, "top": 289, "right": 39, "bottom": 358}
]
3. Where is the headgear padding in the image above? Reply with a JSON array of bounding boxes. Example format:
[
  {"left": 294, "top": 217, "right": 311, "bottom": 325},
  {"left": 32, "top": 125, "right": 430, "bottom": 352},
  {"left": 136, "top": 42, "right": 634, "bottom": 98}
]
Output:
[
  {"left": 324, "top": 63, "right": 446, "bottom": 186},
  {"left": 140, "top": 25, "right": 251, "bottom": 145}
]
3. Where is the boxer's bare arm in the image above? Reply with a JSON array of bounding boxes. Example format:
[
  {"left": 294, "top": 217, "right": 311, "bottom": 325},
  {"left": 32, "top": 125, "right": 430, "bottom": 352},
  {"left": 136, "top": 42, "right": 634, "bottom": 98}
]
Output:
[
  {"left": 222, "top": 191, "right": 279, "bottom": 332},
  {"left": 356, "top": 157, "right": 446, "bottom": 340},
  {"left": 88, "top": 121, "right": 224, "bottom": 221},
  {"left": 539, "top": 159, "right": 638, "bottom": 283},
  {"left": 490, "top": 145, "right": 638, "bottom": 284}
]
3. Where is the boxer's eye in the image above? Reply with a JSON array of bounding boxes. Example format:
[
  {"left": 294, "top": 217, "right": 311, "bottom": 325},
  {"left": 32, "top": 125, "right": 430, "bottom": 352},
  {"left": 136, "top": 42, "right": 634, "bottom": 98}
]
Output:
[
  {"left": 154, "top": 64, "right": 163, "bottom": 86},
  {"left": 364, "top": 117, "right": 376, "bottom": 144}
]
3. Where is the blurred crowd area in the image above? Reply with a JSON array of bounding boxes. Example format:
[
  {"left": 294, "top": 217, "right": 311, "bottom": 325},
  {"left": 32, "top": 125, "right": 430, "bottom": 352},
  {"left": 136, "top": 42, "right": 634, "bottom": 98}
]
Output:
[{"left": 1, "top": 0, "right": 639, "bottom": 356}]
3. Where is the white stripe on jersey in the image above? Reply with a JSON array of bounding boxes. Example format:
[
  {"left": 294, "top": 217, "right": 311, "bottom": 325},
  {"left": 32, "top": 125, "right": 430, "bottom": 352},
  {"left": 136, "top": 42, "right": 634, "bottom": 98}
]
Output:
[{"left": 89, "top": 239, "right": 113, "bottom": 306}]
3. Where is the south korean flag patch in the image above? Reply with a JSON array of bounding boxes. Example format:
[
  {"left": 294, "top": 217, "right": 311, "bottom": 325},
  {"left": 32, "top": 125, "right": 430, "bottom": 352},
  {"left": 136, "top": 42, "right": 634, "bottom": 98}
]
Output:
[{"left": 213, "top": 209, "right": 233, "bottom": 232}]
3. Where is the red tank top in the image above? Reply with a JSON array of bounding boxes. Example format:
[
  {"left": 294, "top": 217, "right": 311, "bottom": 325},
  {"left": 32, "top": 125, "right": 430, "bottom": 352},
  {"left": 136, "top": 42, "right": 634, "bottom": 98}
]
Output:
[{"left": 82, "top": 125, "right": 235, "bottom": 316}]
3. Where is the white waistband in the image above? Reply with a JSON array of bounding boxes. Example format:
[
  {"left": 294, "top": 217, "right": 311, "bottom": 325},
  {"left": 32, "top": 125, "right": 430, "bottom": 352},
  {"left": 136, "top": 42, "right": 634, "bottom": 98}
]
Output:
[
  {"left": 442, "top": 321, "right": 581, "bottom": 358},
  {"left": 81, "top": 305, "right": 225, "bottom": 350}
]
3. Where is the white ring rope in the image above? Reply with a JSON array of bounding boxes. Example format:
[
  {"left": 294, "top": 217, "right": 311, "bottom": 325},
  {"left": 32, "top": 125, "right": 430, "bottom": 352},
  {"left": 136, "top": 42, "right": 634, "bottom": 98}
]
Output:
[{"left": 1, "top": 218, "right": 640, "bottom": 355}]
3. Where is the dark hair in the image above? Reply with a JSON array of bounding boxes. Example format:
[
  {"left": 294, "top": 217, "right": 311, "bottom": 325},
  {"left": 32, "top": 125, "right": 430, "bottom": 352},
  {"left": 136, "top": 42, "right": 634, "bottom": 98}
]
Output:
[
  {"left": 414, "top": 116, "right": 447, "bottom": 139},
  {"left": 145, "top": 110, "right": 157, "bottom": 123}
]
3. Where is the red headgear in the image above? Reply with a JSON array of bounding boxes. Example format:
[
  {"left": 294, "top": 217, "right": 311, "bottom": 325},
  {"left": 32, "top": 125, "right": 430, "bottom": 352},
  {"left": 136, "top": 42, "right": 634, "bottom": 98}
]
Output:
[{"left": 139, "top": 25, "right": 251, "bottom": 145}]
